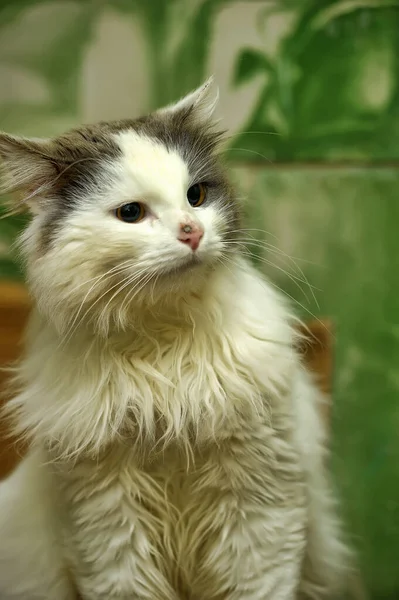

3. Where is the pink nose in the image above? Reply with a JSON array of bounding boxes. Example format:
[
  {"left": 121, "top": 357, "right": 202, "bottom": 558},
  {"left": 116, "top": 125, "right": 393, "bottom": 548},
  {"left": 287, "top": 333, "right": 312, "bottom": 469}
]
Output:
[{"left": 178, "top": 222, "right": 204, "bottom": 251}]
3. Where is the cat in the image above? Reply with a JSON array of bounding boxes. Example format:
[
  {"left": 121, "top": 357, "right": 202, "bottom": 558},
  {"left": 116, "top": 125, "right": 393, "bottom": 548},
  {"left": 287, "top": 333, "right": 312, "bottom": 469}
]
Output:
[{"left": 0, "top": 79, "right": 350, "bottom": 599}]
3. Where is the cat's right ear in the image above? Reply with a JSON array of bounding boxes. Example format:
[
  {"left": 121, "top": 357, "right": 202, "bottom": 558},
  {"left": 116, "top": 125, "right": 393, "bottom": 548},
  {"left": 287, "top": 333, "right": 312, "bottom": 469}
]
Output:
[
  {"left": 157, "top": 77, "right": 219, "bottom": 125},
  {"left": 0, "top": 133, "right": 56, "bottom": 214}
]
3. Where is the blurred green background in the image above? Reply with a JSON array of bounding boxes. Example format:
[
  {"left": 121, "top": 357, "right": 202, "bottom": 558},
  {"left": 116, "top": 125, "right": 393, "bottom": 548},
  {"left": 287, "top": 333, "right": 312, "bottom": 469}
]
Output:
[{"left": 1, "top": 1, "right": 399, "bottom": 597}]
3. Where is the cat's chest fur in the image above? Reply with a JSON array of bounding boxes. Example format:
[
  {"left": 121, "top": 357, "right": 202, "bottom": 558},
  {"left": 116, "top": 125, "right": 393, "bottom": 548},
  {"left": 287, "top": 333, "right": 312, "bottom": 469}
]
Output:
[{"left": 109, "top": 316, "right": 293, "bottom": 447}]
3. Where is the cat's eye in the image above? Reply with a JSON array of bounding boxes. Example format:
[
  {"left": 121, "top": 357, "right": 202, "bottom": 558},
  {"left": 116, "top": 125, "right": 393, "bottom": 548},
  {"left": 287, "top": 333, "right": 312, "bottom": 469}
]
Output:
[
  {"left": 115, "top": 202, "right": 145, "bottom": 223},
  {"left": 187, "top": 183, "right": 207, "bottom": 207}
]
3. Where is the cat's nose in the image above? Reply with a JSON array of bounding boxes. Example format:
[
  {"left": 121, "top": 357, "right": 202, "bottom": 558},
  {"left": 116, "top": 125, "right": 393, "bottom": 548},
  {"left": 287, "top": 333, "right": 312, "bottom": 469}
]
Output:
[{"left": 178, "top": 222, "right": 204, "bottom": 251}]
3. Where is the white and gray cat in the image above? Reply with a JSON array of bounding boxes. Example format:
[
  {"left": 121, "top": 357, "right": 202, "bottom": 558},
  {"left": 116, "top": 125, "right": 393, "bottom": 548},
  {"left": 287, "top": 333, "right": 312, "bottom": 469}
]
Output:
[{"left": 0, "top": 79, "right": 349, "bottom": 599}]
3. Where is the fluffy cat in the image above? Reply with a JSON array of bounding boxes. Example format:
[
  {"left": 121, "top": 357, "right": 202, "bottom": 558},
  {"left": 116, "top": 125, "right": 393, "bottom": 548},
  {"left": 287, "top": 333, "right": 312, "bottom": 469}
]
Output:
[{"left": 0, "top": 79, "right": 349, "bottom": 599}]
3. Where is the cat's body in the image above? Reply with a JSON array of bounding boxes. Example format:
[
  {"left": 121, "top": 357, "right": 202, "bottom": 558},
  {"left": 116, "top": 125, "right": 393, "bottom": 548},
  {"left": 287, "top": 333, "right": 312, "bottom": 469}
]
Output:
[{"left": 0, "top": 80, "right": 348, "bottom": 599}]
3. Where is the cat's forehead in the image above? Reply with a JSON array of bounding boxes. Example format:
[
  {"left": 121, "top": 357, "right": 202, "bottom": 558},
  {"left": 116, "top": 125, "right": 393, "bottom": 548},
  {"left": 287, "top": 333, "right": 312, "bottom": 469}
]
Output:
[
  {"left": 113, "top": 130, "right": 189, "bottom": 195},
  {"left": 49, "top": 114, "right": 222, "bottom": 205}
]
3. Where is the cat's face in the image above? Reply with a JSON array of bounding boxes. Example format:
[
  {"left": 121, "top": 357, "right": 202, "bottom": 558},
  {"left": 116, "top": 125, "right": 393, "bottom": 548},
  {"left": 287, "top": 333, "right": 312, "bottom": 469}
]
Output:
[{"left": 0, "top": 80, "right": 241, "bottom": 333}]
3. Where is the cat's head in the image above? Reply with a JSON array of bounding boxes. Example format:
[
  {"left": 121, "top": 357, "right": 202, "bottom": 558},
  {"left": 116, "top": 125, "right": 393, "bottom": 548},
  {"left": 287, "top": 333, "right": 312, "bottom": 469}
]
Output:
[{"left": 0, "top": 79, "right": 242, "bottom": 334}]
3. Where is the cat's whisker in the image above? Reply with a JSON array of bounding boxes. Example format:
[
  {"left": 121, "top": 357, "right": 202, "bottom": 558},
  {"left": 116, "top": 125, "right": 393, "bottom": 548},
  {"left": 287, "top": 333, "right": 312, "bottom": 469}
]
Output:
[
  {"left": 90, "top": 267, "right": 151, "bottom": 334},
  {"left": 237, "top": 248, "right": 314, "bottom": 306},
  {"left": 230, "top": 228, "right": 318, "bottom": 264},
  {"left": 220, "top": 244, "right": 325, "bottom": 332},
  {"left": 128, "top": 271, "right": 157, "bottom": 304},
  {"left": 241, "top": 238, "right": 320, "bottom": 309},
  {"left": 57, "top": 263, "right": 139, "bottom": 348},
  {"left": 226, "top": 241, "right": 312, "bottom": 304},
  {"left": 115, "top": 276, "right": 144, "bottom": 321},
  {"left": 230, "top": 238, "right": 318, "bottom": 282},
  {"left": 229, "top": 227, "right": 281, "bottom": 244},
  {"left": 226, "top": 233, "right": 321, "bottom": 307},
  {"left": 224, "top": 130, "right": 282, "bottom": 139},
  {"left": 148, "top": 272, "right": 161, "bottom": 305},
  {"left": 226, "top": 240, "right": 318, "bottom": 290},
  {"left": 216, "top": 254, "right": 236, "bottom": 283},
  {"left": 55, "top": 259, "right": 136, "bottom": 301},
  {"left": 52, "top": 268, "right": 135, "bottom": 340},
  {"left": 112, "top": 272, "right": 157, "bottom": 328},
  {"left": 61, "top": 267, "right": 147, "bottom": 346},
  {"left": 227, "top": 147, "right": 273, "bottom": 163},
  {"left": 232, "top": 231, "right": 320, "bottom": 273},
  {"left": 97, "top": 275, "right": 139, "bottom": 332},
  {"left": 230, "top": 232, "right": 316, "bottom": 265},
  {"left": 102, "top": 268, "right": 154, "bottom": 329},
  {"left": 237, "top": 239, "right": 320, "bottom": 277},
  {"left": 259, "top": 275, "right": 328, "bottom": 334}
]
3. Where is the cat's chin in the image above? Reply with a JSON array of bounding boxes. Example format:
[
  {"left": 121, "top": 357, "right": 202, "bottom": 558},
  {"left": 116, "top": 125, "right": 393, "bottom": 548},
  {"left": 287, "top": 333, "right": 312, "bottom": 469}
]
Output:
[{"left": 157, "top": 252, "right": 206, "bottom": 277}]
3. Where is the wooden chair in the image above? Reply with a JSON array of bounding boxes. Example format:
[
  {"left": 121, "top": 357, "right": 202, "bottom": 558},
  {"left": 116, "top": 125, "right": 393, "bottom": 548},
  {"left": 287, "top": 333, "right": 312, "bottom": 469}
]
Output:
[{"left": 0, "top": 282, "right": 30, "bottom": 479}]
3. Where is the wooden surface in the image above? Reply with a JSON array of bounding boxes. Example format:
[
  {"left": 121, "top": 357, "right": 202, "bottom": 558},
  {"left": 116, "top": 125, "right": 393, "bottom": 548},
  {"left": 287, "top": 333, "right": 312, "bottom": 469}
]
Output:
[
  {"left": 0, "top": 282, "right": 30, "bottom": 479},
  {"left": 0, "top": 282, "right": 334, "bottom": 481},
  {"left": 297, "top": 319, "right": 333, "bottom": 425}
]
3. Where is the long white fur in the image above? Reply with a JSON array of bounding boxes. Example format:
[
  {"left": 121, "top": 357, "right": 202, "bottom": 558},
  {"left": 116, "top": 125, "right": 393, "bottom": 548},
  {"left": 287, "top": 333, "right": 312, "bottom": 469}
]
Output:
[{"left": 0, "top": 84, "right": 349, "bottom": 599}]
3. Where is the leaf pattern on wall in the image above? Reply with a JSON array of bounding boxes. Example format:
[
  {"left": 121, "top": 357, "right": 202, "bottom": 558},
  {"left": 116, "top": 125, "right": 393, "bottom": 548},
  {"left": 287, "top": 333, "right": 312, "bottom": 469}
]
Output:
[
  {"left": 230, "top": 0, "right": 399, "bottom": 161},
  {"left": 234, "top": 165, "right": 399, "bottom": 595}
]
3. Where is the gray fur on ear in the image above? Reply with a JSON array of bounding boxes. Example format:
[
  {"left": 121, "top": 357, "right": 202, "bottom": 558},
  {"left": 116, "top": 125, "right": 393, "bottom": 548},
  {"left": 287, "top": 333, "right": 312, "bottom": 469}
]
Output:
[
  {"left": 158, "top": 77, "right": 219, "bottom": 123},
  {"left": 0, "top": 134, "right": 55, "bottom": 214}
]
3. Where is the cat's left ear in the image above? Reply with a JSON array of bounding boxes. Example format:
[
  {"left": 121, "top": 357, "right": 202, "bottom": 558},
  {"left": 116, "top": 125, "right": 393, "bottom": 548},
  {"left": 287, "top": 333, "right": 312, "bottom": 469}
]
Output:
[
  {"left": 0, "top": 133, "right": 56, "bottom": 214},
  {"left": 158, "top": 77, "right": 219, "bottom": 123}
]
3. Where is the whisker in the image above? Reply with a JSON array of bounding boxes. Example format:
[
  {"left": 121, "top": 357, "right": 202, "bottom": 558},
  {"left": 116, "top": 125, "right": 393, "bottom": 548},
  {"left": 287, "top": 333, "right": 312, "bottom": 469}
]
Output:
[
  {"left": 249, "top": 240, "right": 320, "bottom": 309},
  {"left": 225, "top": 241, "right": 318, "bottom": 289},
  {"left": 61, "top": 263, "right": 136, "bottom": 338},
  {"left": 227, "top": 148, "right": 273, "bottom": 163},
  {"left": 117, "top": 271, "right": 157, "bottom": 321},
  {"left": 256, "top": 269, "right": 327, "bottom": 335},
  {"left": 231, "top": 230, "right": 320, "bottom": 265},
  {"left": 229, "top": 228, "right": 280, "bottom": 244},
  {"left": 237, "top": 236, "right": 320, "bottom": 309},
  {"left": 226, "top": 231, "right": 321, "bottom": 307},
  {"left": 225, "top": 130, "right": 282, "bottom": 138},
  {"left": 235, "top": 247, "right": 313, "bottom": 306},
  {"left": 59, "top": 266, "right": 147, "bottom": 347},
  {"left": 101, "top": 268, "right": 152, "bottom": 327},
  {"left": 54, "top": 259, "right": 136, "bottom": 311},
  {"left": 88, "top": 267, "right": 151, "bottom": 333}
]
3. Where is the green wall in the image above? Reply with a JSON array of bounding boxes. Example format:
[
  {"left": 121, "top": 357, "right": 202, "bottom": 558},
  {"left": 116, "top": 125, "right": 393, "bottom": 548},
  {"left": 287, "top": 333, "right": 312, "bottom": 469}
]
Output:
[{"left": 1, "top": 1, "right": 399, "bottom": 596}]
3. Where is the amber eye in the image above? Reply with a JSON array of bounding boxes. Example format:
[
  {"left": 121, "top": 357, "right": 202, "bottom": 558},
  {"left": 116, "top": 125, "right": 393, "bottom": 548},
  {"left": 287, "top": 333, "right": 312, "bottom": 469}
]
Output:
[
  {"left": 115, "top": 202, "right": 145, "bottom": 223},
  {"left": 187, "top": 183, "right": 207, "bottom": 207}
]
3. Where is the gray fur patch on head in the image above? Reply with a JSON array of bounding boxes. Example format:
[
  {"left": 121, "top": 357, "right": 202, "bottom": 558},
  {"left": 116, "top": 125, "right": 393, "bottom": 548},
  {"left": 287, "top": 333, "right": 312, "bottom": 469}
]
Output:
[
  {"left": 0, "top": 80, "right": 241, "bottom": 251},
  {"left": 37, "top": 127, "right": 121, "bottom": 249}
]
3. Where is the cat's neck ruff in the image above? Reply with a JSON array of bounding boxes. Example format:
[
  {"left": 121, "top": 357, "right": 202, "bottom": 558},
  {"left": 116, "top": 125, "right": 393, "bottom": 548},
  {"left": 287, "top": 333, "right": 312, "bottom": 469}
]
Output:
[
  {"left": 52, "top": 256, "right": 294, "bottom": 351},
  {"left": 11, "top": 257, "right": 297, "bottom": 461}
]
